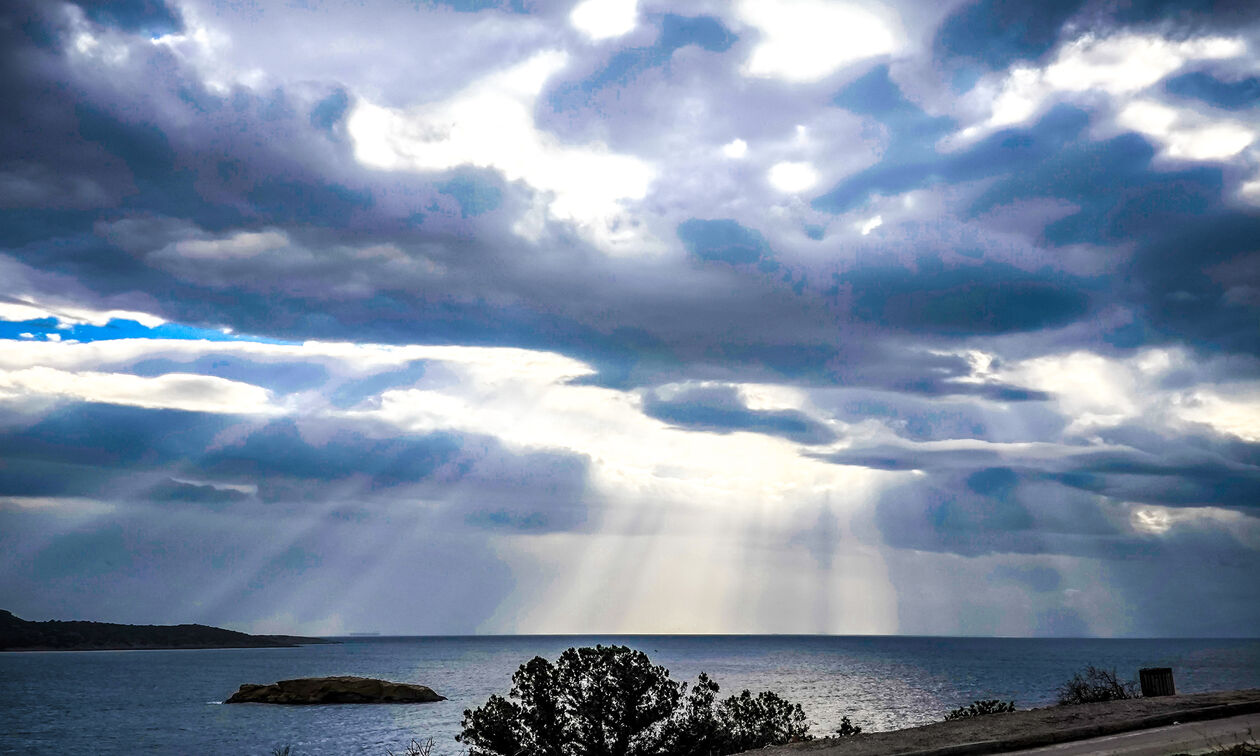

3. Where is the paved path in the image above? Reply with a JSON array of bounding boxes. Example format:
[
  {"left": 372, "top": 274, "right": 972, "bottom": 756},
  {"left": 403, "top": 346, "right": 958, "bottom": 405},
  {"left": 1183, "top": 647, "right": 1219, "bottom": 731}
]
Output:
[{"left": 995, "top": 712, "right": 1260, "bottom": 756}]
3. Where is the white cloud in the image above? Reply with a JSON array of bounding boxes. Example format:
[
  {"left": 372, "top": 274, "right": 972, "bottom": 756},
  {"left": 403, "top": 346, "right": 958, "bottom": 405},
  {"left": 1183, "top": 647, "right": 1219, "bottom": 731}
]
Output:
[
  {"left": 0, "top": 367, "right": 277, "bottom": 415},
  {"left": 1127, "top": 503, "right": 1258, "bottom": 544},
  {"left": 858, "top": 214, "right": 883, "bottom": 235},
  {"left": 166, "top": 230, "right": 290, "bottom": 260},
  {"left": 1045, "top": 34, "right": 1243, "bottom": 95},
  {"left": 570, "top": 0, "right": 639, "bottom": 41},
  {"left": 1172, "top": 386, "right": 1260, "bottom": 442},
  {"left": 952, "top": 32, "right": 1247, "bottom": 145},
  {"left": 768, "top": 161, "right": 819, "bottom": 193},
  {"left": 0, "top": 298, "right": 165, "bottom": 328},
  {"left": 737, "top": 0, "right": 900, "bottom": 82},
  {"left": 1116, "top": 100, "right": 1254, "bottom": 161},
  {"left": 722, "top": 138, "right": 748, "bottom": 159},
  {"left": 0, "top": 496, "right": 117, "bottom": 516},
  {"left": 993, "top": 346, "right": 1260, "bottom": 443},
  {"left": 347, "top": 52, "right": 656, "bottom": 252}
]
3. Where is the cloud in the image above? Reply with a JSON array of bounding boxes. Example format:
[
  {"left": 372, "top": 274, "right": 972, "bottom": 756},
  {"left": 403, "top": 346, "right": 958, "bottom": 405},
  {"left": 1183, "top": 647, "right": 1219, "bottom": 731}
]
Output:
[
  {"left": 1115, "top": 99, "right": 1254, "bottom": 161},
  {"left": 347, "top": 51, "right": 655, "bottom": 250},
  {"left": 641, "top": 382, "right": 836, "bottom": 445},
  {"left": 767, "top": 161, "right": 819, "bottom": 193},
  {"left": 735, "top": 0, "right": 901, "bottom": 82},
  {"left": 0, "top": 366, "right": 277, "bottom": 415},
  {"left": 570, "top": 0, "right": 639, "bottom": 41},
  {"left": 949, "top": 31, "right": 1249, "bottom": 146},
  {"left": 2, "top": 0, "right": 1259, "bottom": 636}
]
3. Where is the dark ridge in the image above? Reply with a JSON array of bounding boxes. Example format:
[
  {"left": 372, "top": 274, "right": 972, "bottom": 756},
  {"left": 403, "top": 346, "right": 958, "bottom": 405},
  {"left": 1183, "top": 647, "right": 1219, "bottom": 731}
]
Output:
[{"left": 0, "top": 609, "right": 335, "bottom": 651}]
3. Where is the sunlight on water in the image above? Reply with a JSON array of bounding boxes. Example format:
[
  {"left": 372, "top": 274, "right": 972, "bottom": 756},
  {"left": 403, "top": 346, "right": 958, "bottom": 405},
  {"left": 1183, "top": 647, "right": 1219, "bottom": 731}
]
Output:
[{"left": 4, "top": 636, "right": 1260, "bottom": 755}]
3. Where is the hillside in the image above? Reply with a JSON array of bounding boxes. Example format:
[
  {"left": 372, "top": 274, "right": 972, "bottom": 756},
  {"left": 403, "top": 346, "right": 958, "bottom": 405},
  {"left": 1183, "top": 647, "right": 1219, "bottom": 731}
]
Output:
[{"left": 0, "top": 609, "right": 334, "bottom": 651}]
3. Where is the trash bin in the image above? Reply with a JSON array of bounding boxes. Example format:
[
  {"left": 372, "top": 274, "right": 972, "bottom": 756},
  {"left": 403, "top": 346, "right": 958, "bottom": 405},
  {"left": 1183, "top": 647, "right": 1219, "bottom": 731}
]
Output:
[{"left": 1140, "top": 667, "right": 1175, "bottom": 697}]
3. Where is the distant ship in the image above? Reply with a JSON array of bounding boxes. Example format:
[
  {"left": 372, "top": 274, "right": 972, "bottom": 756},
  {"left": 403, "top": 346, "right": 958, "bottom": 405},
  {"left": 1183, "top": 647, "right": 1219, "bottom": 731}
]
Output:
[{"left": 348, "top": 632, "right": 381, "bottom": 637}]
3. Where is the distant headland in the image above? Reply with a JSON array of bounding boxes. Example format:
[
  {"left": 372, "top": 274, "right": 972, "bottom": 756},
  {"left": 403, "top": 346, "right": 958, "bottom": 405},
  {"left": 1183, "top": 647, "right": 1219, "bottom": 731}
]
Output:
[{"left": 0, "top": 609, "right": 335, "bottom": 652}]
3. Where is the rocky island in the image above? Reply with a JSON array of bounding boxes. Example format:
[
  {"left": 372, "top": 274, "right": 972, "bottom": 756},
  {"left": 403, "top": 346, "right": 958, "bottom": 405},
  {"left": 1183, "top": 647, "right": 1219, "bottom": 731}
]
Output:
[
  {"left": 0, "top": 609, "right": 334, "bottom": 651},
  {"left": 225, "top": 676, "right": 446, "bottom": 704}
]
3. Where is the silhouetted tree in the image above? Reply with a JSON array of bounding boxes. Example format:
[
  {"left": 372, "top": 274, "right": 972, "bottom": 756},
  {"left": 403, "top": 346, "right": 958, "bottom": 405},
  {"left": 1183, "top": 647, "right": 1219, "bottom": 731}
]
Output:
[
  {"left": 834, "top": 716, "right": 863, "bottom": 736},
  {"left": 459, "top": 645, "right": 812, "bottom": 756}
]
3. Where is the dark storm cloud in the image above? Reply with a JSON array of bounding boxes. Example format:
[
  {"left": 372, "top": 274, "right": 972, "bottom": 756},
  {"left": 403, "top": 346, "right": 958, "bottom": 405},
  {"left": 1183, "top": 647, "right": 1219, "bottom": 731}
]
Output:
[
  {"left": 641, "top": 383, "right": 836, "bottom": 444},
  {"left": 0, "top": 404, "right": 231, "bottom": 476},
  {"left": 0, "top": 487, "right": 519, "bottom": 632},
  {"left": 1096, "top": 530, "right": 1260, "bottom": 637},
  {"left": 0, "top": 401, "right": 591, "bottom": 532},
  {"left": 196, "top": 419, "right": 463, "bottom": 491},
  {"left": 0, "top": 0, "right": 1257, "bottom": 638},
  {"left": 1126, "top": 212, "right": 1260, "bottom": 354},
  {"left": 3, "top": 0, "right": 1244, "bottom": 393},
  {"left": 842, "top": 257, "right": 1095, "bottom": 335},
  {"left": 822, "top": 71, "right": 1260, "bottom": 354},
  {"left": 0, "top": 0, "right": 1253, "bottom": 443},
  {"left": 820, "top": 431, "right": 1260, "bottom": 512}
]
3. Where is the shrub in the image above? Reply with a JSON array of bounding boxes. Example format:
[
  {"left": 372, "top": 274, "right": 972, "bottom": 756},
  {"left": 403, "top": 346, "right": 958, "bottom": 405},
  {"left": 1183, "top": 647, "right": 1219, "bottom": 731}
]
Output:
[
  {"left": 458, "top": 645, "right": 812, "bottom": 756},
  {"left": 387, "top": 738, "right": 438, "bottom": 756},
  {"left": 713, "top": 688, "right": 811, "bottom": 753},
  {"left": 1056, "top": 665, "right": 1140, "bottom": 705},
  {"left": 944, "top": 699, "right": 1017, "bottom": 720},
  {"left": 834, "top": 716, "right": 863, "bottom": 736}
]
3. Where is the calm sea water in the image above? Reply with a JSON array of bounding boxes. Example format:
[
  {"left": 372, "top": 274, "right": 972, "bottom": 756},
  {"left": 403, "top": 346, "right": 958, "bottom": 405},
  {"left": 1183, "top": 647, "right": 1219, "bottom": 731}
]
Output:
[{"left": 4, "top": 636, "right": 1260, "bottom": 755}]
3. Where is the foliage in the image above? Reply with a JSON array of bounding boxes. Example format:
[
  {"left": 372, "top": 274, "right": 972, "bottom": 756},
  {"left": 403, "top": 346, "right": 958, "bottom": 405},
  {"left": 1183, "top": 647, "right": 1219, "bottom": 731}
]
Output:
[
  {"left": 711, "top": 688, "right": 811, "bottom": 753},
  {"left": 944, "top": 699, "right": 1017, "bottom": 720},
  {"left": 1055, "top": 665, "right": 1140, "bottom": 705},
  {"left": 834, "top": 716, "right": 863, "bottom": 736},
  {"left": 458, "top": 645, "right": 812, "bottom": 756}
]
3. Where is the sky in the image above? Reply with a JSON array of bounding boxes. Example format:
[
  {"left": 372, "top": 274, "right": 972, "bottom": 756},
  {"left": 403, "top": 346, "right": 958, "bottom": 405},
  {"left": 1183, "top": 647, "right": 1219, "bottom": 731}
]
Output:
[{"left": 1, "top": 0, "right": 1259, "bottom": 638}]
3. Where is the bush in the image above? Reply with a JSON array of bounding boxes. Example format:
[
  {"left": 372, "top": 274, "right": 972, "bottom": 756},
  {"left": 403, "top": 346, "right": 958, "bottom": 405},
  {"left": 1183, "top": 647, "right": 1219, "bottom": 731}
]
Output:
[
  {"left": 458, "top": 645, "right": 812, "bottom": 756},
  {"left": 387, "top": 739, "right": 437, "bottom": 756},
  {"left": 1056, "top": 665, "right": 1140, "bottom": 705},
  {"left": 834, "top": 716, "right": 863, "bottom": 736},
  {"left": 944, "top": 699, "right": 1017, "bottom": 720}
]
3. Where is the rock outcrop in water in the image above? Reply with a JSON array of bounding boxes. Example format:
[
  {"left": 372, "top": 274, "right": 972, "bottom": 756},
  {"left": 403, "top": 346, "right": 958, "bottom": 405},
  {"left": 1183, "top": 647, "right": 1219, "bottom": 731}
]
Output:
[
  {"left": 0, "top": 609, "right": 334, "bottom": 651},
  {"left": 224, "top": 676, "right": 446, "bottom": 704}
]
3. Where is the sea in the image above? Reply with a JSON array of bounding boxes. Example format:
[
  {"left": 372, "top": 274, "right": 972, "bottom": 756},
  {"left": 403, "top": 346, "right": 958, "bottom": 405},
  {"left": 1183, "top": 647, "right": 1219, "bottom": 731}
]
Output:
[{"left": 4, "top": 635, "right": 1260, "bottom": 755}]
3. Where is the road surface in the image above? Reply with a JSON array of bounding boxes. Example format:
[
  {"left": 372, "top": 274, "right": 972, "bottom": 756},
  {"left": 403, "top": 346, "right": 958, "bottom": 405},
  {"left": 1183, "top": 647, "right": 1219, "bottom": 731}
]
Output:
[{"left": 996, "top": 712, "right": 1260, "bottom": 755}]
